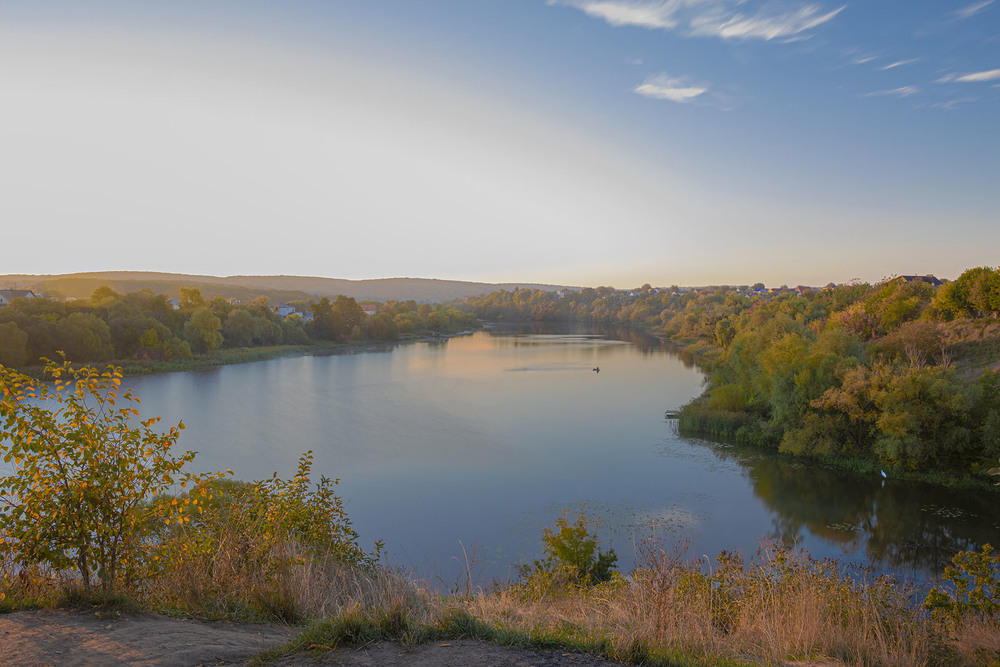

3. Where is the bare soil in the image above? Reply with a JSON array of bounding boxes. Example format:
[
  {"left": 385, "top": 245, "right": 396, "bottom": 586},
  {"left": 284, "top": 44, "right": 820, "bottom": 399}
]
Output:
[
  {"left": 270, "top": 639, "right": 630, "bottom": 667},
  {"left": 0, "top": 610, "right": 628, "bottom": 667},
  {"left": 0, "top": 609, "right": 292, "bottom": 666},
  {"left": 0, "top": 609, "right": 845, "bottom": 666}
]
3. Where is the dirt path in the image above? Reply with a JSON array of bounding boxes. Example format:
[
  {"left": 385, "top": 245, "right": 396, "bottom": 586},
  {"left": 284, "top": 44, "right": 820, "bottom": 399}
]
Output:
[
  {"left": 270, "top": 638, "right": 629, "bottom": 667},
  {"left": 0, "top": 610, "right": 628, "bottom": 667},
  {"left": 1, "top": 609, "right": 842, "bottom": 666},
  {"left": 0, "top": 609, "right": 293, "bottom": 666}
]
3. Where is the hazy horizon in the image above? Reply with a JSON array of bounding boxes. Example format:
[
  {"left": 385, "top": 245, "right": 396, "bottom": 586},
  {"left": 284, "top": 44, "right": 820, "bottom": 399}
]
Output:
[{"left": 1, "top": 268, "right": 961, "bottom": 292}]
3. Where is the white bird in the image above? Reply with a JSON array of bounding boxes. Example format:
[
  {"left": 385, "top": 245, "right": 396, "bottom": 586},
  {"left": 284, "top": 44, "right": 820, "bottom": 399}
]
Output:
[{"left": 880, "top": 470, "right": 887, "bottom": 479}]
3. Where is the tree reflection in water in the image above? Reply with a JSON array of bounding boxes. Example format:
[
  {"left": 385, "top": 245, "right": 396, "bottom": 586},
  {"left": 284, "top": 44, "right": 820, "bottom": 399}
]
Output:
[{"left": 708, "top": 444, "right": 997, "bottom": 580}]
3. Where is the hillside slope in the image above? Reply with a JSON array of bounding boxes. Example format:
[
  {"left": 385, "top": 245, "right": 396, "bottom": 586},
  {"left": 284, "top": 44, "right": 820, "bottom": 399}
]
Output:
[{"left": 0, "top": 272, "right": 574, "bottom": 303}]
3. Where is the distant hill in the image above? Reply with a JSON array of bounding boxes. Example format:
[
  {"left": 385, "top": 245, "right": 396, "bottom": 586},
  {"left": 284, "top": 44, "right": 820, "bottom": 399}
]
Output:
[{"left": 0, "top": 272, "right": 574, "bottom": 303}]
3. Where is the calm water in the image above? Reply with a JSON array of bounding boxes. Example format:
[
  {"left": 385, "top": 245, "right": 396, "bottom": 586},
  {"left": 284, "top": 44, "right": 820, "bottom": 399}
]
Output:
[{"left": 124, "top": 326, "right": 999, "bottom": 587}]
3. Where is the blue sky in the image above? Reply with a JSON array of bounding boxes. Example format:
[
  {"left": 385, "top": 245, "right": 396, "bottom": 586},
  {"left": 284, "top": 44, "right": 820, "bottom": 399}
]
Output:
[{"left": 1, "top": 1, "right": 997, "bottom": 287}]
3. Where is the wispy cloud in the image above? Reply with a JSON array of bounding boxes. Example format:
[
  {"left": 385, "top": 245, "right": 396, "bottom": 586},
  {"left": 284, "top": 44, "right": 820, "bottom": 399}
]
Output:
[
  {"left": 864, "top": 86, "right": 921, "bottom": 98},
  {"left": 556, "top": 0, "right": 683, "bottom": 30},
  {"left": 551, "top": 1, "right": 844, "bottom": 41},
  {"left": 634, "top": 73, "right": 707, "bottom": 103},
  {"left": 956, "top": 68, "right": 1000, "bottom": 82},
  {"left": 954, "top": 0, "right": 994, "bottom": 20},
  {"left": 689, "top": 4, "right": 845, "bottom": 41},
  {"left": 938, "top": 68, "right": 1000, "bottom": 83},
  {"left": 932, "top": 96, "right": 979, "bottom": 110},
  {"left": 880, "top": 58, "right": 919, "bottom": 71}
]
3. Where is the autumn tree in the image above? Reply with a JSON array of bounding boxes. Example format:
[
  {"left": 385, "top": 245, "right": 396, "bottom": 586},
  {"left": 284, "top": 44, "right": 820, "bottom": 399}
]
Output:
[
  {"left": 0, "top": 359, "right": 213, "bottom": 590},
  {"left": 332, "top": 295, "right": 366, "bottom": 330},
  {"left": 178, "top": 287, "right": 206, "bottom": 311},
  {"left": 308, "top": 297, "right": 348, "bottom": 340}
]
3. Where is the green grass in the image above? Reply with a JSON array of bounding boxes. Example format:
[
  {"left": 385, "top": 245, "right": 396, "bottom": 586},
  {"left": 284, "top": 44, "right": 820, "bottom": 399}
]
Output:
[{"left": 251, "top": 605, "right": 428, "bottom": 664}]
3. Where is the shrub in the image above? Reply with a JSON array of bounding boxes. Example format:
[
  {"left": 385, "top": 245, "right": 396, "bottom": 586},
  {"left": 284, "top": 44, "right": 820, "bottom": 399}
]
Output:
[
  {"left": 0, "top": 358, "right": 212, "bottom": 592},
  {"left": 520, "top": 512, "right": 617, "bottom": 589},
  {"left": 148, "top": 451, "right": 383, "bottom": 619},
  {"left": 925, "top": 544, "right": 1000, "bottom": 628}
]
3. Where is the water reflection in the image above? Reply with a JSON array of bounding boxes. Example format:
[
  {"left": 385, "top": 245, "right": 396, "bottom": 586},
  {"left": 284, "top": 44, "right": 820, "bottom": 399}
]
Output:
[{"left": 705, "top": 444, "right": 998, "bottom": 580}]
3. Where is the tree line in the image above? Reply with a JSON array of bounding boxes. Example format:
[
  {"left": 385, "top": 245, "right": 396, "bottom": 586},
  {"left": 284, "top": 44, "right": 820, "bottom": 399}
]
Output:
[
  {"left": 0, "top": 286, "right": 477, "bottom": 368},
  {"left": 460, "top": 268, "right": 1000, "bottom": 474}
]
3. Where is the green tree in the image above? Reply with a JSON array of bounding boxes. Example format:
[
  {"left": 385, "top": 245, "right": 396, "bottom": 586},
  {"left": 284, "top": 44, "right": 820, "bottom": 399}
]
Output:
[
  {"left": 360, "top": 312, "right": 399, "bottom": 340},
  {"left": 332, "top": 295, "right": 366, "bottom": 330},
  {"left": 966, "top": 267, "right": 1000, "bottom": 317},
  {"left": 89, "top": 286, "right": 121, "bottom": 306},
  {"left": 222, "top": 308, "right": 255, "bottom": 348},
  {"left": 59, "top": 312, "right": 114, "bottom": 362},
  {"left": 178, "top": 287, "right": 206, "bottom": 311},
  {"left": 0, "top": 322, "right": 29, "bottom": 368},
  {"left": 208, "top": 295, "right": 234, "bottom": 320},
  {"left": 308, "top": 297, "right": 347, "bottom": 340},
  {"left": 184, "top": 307, "right": 223, "bottom": 353}
]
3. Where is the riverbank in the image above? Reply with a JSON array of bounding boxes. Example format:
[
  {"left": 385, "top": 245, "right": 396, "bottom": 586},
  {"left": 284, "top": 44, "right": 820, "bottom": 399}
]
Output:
[
  {"left": 654, "top": 329, "right": 1000, "bottom": 493},
  {"left": 4, "top": 540, "right": 997, "bottom": 667},
  {"left": 17, "top": 331, "right": 477, "bottom": 378}
]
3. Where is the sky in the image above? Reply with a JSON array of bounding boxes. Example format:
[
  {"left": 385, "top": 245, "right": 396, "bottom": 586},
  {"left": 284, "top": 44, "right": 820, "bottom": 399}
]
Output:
[{"left": 1, "top": 0, "right": 998, "bottom": 288}]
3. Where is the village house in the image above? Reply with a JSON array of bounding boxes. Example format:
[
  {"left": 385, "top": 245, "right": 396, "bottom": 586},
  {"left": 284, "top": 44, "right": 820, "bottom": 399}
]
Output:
[{"left": 0, "top": 289, "right": 38, "bottom": 308}]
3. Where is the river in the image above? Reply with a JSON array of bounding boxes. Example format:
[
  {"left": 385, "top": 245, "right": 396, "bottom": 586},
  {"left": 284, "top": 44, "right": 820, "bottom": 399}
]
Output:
[{"left": 123, "top": 325, "right": 999, "bottom": 588}]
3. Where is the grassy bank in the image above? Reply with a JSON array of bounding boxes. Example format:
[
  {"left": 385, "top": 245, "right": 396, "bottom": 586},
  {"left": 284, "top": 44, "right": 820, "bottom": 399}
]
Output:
[
  {"left": 6, "top": 534, "right": 998, "bottom": 666},
  {"left": 17, "top": 332, "right": 469, "bottom": 378},
  {"left": 16, "top": 343, "right": 330, "bottom": 378},
  {"left": 3, "top": 471, "right": 997, "bottom": 667}
]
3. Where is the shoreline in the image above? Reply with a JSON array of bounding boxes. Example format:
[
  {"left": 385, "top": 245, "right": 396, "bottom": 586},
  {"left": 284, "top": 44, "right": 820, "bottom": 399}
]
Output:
[{"left": 17, "top": 330, "right": 478, "bottom": 378}]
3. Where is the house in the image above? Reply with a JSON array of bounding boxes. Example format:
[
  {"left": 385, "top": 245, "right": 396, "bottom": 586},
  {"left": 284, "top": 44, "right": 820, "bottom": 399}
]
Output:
[
  {"left": 274, "top": 303, "right": 296, "bottom": 318},
  {"left": 0, "top": 289, "right": 38, "bottom": 308},
  {"left": 361, "top": 304, "right": 377, "bottom": 316}
]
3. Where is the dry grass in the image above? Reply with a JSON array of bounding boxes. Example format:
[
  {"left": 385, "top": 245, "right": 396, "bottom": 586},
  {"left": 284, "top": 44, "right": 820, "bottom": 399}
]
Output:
[
  {"left": 143, "top": 538, "right": 424, "bottom": 623},
  {"left": 453, "top": 541, "right": 938, "bottom": 666},
  {"left": 946, "top": 618, "right": 1000, "bottom": 666},
  {"left": 6, "top": 528, "right": 1000, "bottom": 666}
]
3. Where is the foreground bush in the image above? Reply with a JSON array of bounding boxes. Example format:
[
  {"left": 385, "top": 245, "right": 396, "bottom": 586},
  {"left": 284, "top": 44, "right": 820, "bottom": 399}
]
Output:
[
  {"left": 0, "top": 360, "right": 386, "bottom": 622},
  {"left": 0, "top": 358, "right": 213, "bottom": 593}
]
